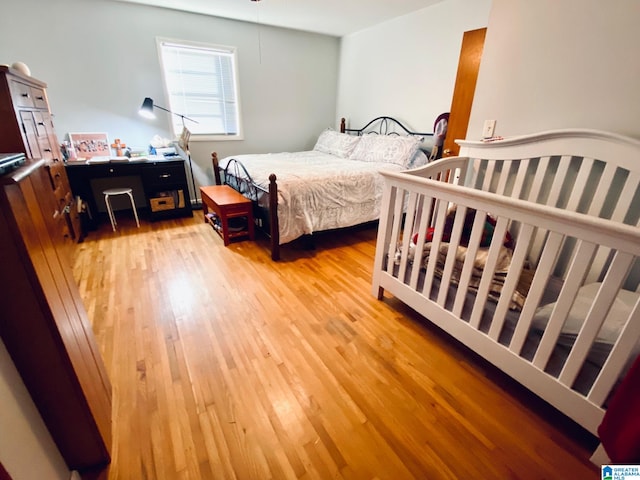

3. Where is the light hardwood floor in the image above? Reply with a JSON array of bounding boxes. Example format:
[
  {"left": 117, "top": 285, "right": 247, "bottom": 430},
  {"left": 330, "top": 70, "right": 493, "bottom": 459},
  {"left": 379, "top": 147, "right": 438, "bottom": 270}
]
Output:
[{"left": 73, "top": 212, "right": 600, "bottom": 480}]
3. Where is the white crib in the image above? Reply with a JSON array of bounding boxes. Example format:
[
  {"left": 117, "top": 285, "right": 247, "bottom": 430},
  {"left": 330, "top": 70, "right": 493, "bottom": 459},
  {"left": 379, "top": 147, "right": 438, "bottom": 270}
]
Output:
[{"left": 371, "top": 129, "right": 640, "bottom": 462}]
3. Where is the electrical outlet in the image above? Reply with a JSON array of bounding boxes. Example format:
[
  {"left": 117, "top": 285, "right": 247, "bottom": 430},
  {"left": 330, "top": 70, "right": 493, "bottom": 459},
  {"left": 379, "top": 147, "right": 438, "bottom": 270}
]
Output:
[{"left": 483, "top": 120, "right": 496, "bottom": 139}]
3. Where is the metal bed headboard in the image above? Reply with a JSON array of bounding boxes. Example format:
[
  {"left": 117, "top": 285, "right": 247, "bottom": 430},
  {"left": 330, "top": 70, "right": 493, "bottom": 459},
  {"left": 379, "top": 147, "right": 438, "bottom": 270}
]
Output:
[{"left": 341, "top": 116, "right": 433, "bottom": 138}]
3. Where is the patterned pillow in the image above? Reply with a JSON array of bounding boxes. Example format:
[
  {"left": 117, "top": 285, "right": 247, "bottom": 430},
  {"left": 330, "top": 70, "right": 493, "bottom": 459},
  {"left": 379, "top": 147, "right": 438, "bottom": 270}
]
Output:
[
  {"left": 407, "top": 149, "right": 429, "bottom": 169},
  {"left": 348, "top": 134, "right": 423, "bottom": 167},
  {"left": 313, "top": 130, "right": 361, "bottom": 158}
]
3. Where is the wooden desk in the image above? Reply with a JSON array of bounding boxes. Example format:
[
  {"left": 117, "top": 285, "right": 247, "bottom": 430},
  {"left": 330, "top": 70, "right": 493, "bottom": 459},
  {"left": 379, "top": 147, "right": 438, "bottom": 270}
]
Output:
[
  {"left": 65, "top": 158, "right": 192, "bottom": 229},
  {"left": 200, "top": 185, "right": 255, "bottom": 245}
]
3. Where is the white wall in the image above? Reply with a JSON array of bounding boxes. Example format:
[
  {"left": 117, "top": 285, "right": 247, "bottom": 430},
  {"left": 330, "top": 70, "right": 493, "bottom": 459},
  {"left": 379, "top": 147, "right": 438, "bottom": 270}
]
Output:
[
  {"left": 0, "top": 0, "right": 340, "bottom": 187},
  {"left": 0, "top": 340, "right": 70, "bottom": 480},
  {"left": 337, "top": 0, "right": 492, "bottom": 134},
  {"left": 469, "top": 0, "right": 640, "bottom": 139},
  {"left": 338, "top": 0, "right": 640, "bottom": 141}
]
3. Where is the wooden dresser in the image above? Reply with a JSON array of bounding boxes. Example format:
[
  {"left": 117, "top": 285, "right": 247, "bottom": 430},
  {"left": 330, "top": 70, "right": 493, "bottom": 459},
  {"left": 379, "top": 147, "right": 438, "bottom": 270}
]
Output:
[
  {"left": 0, "top": 67, "right": 112, "bottom": 473},
  {"left": 0, "top": 159, "right": 112, "bottom": 472},
  {"left": 0, "top": 65, "right": 82, "bottom": 250}
]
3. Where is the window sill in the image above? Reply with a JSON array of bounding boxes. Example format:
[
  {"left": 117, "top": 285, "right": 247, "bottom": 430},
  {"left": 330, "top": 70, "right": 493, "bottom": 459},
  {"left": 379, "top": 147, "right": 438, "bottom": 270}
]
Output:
[{"left": 189, "top": 134, "right": 244, "bottom": 142}]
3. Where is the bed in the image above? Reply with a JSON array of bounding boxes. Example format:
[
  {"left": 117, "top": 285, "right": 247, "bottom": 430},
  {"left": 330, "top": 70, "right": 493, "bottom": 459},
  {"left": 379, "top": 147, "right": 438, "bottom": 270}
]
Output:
[
  {"left": 371, "top": 128, "right": 640, "bottom": 462},
  {"left": 211, "top": 115, "right": 447, "bottom": 260}
]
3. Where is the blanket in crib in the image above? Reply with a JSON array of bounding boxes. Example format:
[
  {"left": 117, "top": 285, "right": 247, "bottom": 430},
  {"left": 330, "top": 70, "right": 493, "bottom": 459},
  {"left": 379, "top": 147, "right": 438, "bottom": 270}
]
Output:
[
  {"left": 400, "top": 241, "right": 533, "bottom": 310},
  {"left": 395, "top": 207, "right": 531, "bottom": 310}
]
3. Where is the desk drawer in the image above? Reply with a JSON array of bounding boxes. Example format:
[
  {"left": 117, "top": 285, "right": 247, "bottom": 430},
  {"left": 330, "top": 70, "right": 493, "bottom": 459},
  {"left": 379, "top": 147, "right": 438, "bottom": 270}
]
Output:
[
  {"left": 83, "top": 163, "right": 140, "bottom": 177},
  {"left": 142, "top": 164, "right": 186, "bottom": 188}
]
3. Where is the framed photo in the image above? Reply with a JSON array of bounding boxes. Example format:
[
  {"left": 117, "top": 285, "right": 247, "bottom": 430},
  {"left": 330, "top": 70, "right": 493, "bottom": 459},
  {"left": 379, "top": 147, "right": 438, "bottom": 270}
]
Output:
[{"left": 68, "top": 132, "right": 110, "bottom": 159}]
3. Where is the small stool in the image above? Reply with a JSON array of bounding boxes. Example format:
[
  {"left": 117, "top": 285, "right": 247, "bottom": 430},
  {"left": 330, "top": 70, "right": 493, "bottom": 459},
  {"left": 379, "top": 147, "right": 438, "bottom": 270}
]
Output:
[{"left": 103, "top": 187, "right": 140, "bottom": 232}]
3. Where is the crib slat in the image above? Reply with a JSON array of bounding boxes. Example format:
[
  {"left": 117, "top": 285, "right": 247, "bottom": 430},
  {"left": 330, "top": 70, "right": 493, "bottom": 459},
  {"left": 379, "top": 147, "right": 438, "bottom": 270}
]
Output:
[
  {"left": 586, "top": 169, "right": 640, "bottom": 283},
  {"left": 610, "top": 170, "right": 640, "bottom": 222},
  {"left": 564, "top": 157, "right": 594, "bottom": 213},
  {"left": 530, "top": 157, "right": 573, "bottom": 267},
  {"left": 510, "top": 159, "right": 530, "bottom": 201},
  {"left": 532, "top": 240, "right": 598, "bottom": 370},
  {"left": 526, "top": 157, "right": 552, "bottom": 265},
  {"left": 466, "top": 158, "right": 483, "bottom": 189},
  {"left": 546, "top": 156, "right": 572, "bottom": 208},
  {"left": 481, "top": 160, "right": 496, "bottom": 192},
  {"left": 559, "top": 251, "right": 635, "bottom": 386},
  {"left": 504, "top": 160, "right": 531, "bottom": 241},
  {"left": 409, "top": 195, "right": 433, "bottom": 290},
  {"left": 588, "top": 300, "right": 640, "bottom": 406},
  {"left": 589, "top": 160, "right": 617, "bottom": 217},
  {"left": 451, "top": 165, "right": 467, "bottom": 186},
  {"left": 451, "top": 211, "right": 487, "bottom": 318},
  {"left": 511, "top": 231, "right": 565, "bottom": 354},
  {"left": 396, "top": 191, "right": 420, "bottom": 281},
  {"left": 436, "top": 206, "right": 469, "bottom": 306},
  {"left": 494, "top": 160, "right": 513, "bottom": 196},
  {"left": 527, "top": 156, "right": 551, "bottom": 203},
  {"left": 489, "top": 223, "right": 536, "bottom": 341},
  {"left": 581, "top": 161, "right": 616, "bottom": 283},
  {"left": 421, "top": 198, "right": 450, "bottom": 297},
  {"left": 470, "top": 216, "right": 511, "bottom": 329}
]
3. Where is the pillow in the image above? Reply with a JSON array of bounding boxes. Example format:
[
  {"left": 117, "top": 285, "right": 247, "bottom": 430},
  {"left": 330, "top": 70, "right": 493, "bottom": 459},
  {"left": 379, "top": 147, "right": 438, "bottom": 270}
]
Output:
[
  {"left": 348, "top": 134, "right": 423, "bottom": 167},
  {"left": 406, "top": 149, "right": 429, "bottom": 169},
  {"left": 313, "top": 130, "right": 361, "bottom": 158},
  {"left": 532, "top": 282, "right": 639, "bottom": 345}
]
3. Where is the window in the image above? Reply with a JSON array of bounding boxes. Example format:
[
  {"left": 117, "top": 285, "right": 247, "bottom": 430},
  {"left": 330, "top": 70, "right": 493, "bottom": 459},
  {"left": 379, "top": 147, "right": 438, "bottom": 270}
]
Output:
[{"left": 157, "top": 38, "right": 242, "bottom": 140}]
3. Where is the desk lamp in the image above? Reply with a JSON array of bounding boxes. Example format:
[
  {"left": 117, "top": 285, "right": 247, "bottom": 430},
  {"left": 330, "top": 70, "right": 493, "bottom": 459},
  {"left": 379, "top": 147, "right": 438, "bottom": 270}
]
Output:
[{"left": 138, "top": 97, "right": 200, "bottom": 208}]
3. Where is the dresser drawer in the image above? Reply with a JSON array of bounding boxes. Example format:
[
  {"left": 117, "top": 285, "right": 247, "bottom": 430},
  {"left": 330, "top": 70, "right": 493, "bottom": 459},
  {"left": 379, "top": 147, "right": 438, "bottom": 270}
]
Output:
[
  {"left": 9, "top": 79, "right": 34, "bottom": 107},
  {"left": 9, "top": 80, "right": 48, "bottom": 109},
  {"left": 52, "top": 184, "right": 67, "bottom": 209},
  {"left": 31, "top": 86, "right": 48, "bottom": 109},
  {"left": 46, "top": 162, "right": 66, "bottom": 190},
  {"left": 34, "top": 111, "right": 49, "bottom": 136},
  {"left": 38, "top": 137, "right": 55, "bottom": 160}
]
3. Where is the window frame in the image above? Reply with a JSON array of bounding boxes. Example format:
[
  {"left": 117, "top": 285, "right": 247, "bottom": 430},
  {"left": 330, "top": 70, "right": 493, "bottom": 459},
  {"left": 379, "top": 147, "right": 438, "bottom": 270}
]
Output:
[{"left": 156, "top": 37, "right": 243, "bottom": 142}]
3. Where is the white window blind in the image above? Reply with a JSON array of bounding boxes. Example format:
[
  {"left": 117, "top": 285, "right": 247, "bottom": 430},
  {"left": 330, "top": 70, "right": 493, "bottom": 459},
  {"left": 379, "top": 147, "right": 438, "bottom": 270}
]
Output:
[{"left": 157, "top": 38, "right": 242, "bottom": 139}]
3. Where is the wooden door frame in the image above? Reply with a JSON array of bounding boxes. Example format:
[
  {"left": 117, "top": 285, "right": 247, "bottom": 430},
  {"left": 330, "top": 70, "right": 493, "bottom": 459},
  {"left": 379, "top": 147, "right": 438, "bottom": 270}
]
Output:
[{"left": 443, "top": 28, "right": 487, "bottom": 157}]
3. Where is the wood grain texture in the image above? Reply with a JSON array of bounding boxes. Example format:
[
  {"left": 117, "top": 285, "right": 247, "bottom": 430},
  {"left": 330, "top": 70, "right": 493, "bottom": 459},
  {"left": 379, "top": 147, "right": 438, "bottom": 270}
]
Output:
[
  {"left": 443, "top": 28, "right": 486, "bottom": 158},
  {"left": 73, "top": 215, "right": 599, "bottom": 479}
]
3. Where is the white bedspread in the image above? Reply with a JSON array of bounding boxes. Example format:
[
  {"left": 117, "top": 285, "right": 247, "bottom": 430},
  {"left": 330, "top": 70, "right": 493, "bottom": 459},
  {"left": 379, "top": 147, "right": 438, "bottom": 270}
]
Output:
[{"left": 219, "top": 151, "right": 403, "bottom": 244}]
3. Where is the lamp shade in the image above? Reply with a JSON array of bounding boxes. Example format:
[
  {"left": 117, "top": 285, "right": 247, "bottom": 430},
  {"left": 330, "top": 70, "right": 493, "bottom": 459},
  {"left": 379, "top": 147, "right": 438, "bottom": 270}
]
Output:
[
  {"left": 138, "top": 97, "right": 155, "bottom": 119},
  {"left": 138, "top": 97, "right": 197, "bottom": 126}
]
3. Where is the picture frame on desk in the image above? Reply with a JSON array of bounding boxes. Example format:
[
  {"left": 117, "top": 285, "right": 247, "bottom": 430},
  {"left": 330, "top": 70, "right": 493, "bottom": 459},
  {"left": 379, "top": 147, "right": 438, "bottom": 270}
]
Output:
[{"left": 68, "top": 132, "right": 110, "bottom": 159}]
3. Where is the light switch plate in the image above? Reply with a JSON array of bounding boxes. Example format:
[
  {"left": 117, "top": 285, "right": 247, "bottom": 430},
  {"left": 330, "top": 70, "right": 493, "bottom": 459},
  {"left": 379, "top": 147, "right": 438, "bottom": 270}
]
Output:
[{"left": 483, "top": 120, "right": 496, "bottom": 139}]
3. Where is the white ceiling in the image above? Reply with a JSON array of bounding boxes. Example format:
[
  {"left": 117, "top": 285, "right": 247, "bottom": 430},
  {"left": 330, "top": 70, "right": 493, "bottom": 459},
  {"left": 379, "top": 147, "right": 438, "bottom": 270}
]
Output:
[{"left": 113, "top": 0, "right": 444, "bottom": 37}]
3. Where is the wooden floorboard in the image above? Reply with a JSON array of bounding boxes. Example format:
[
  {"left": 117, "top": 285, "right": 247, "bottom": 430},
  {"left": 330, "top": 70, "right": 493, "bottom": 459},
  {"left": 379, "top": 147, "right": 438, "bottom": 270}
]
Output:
[{"left": 73, "top": 212, "right": 600, "bottom": 480}]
